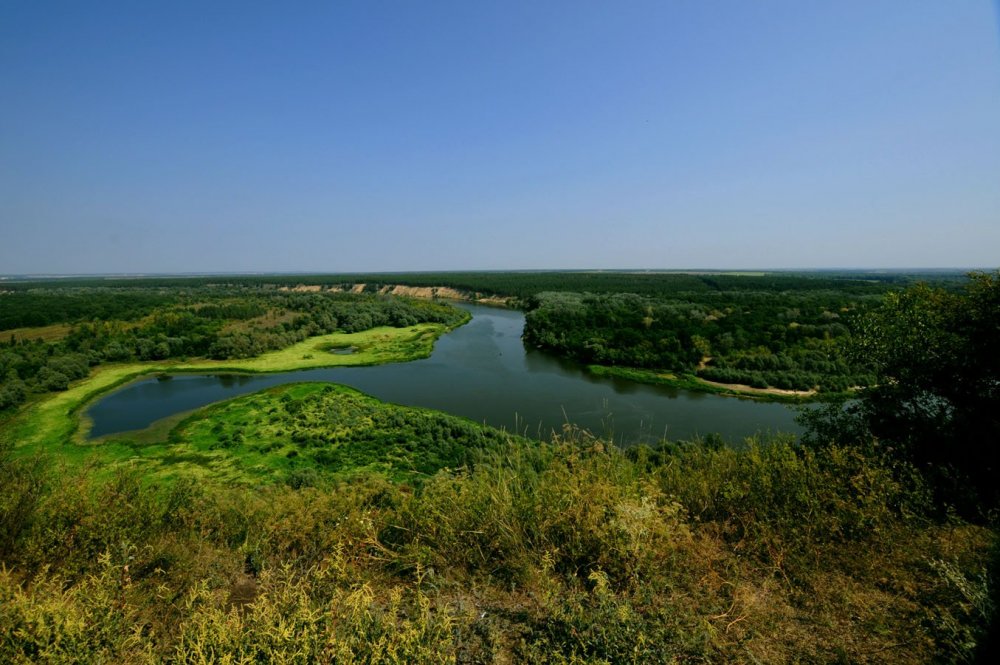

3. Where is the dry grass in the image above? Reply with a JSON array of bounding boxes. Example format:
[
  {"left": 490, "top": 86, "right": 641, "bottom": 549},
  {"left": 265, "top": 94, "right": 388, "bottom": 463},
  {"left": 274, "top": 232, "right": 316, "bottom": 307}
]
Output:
[{"left": 0, "top": 323, "right": 72, "bottom": 343}]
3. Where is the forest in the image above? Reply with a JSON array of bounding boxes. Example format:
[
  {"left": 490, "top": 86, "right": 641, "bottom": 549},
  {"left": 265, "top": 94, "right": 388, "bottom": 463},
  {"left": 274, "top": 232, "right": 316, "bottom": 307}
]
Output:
[
  {"left": 1, "top": 270, "right": 997, "bottom": 662},
  {"left": 522, "top": 289, "right": 876, "bottom": 393}
]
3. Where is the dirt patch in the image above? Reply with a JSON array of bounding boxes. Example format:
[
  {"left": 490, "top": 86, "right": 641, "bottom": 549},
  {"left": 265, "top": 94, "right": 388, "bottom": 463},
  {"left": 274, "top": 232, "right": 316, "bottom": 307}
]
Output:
[
  {"left": 277, "top": 283, "right": 514, "bottom": 306},
  {"left": 227, "top": 573, "right": 259, "bottom": 610},
  {"left": 474, "top": 295, "right": 511, "bottom": 306},
  {"left": 278, "top": 285, "right": 323, "bottom": 292},
  {"left": 698, "top": 377, "right": 817, "bottom": 397},
  {"left": 382, "top": 285, "right": 467, "bottom": 300}
]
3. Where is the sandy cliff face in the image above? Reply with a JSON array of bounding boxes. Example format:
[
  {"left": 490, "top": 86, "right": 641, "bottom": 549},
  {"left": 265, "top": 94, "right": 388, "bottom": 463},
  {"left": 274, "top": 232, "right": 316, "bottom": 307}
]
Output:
[
  {"left": 279, "top": 283, "right": 512, "bottom": 306},
  {"left": 279, "top": 285, "right": 323, "bottom": 292},
  {"left": 380, "top": 285, "right": 463, "bottom": 299}
]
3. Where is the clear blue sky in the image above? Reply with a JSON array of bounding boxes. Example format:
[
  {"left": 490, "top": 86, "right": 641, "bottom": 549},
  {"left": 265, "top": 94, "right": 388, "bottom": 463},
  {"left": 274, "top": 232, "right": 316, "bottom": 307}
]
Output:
[{"left": 2, "top": 1, "right": 999, "bottom": 273}]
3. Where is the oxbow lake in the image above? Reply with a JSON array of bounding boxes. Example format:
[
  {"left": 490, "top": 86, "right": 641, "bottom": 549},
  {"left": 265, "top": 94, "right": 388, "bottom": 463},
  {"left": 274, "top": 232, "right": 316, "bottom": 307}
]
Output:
[{"left": 86, "top": 304, "right": 804, "bottom": 445}]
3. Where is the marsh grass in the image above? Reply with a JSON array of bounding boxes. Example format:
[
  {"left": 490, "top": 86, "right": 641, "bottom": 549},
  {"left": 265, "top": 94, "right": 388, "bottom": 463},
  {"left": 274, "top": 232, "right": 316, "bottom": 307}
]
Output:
[{"left": 0, "top": 323, "right": 74, "bottom": 343}]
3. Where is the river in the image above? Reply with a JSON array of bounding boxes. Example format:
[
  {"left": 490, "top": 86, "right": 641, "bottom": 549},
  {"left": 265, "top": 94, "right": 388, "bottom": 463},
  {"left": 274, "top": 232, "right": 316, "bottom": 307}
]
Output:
[{"left": 86, "top": 304, "right": 803, "bottom": 444}]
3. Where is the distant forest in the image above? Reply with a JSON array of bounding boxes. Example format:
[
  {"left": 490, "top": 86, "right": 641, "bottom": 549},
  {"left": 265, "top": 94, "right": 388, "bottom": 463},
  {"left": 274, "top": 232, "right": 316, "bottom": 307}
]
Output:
[
  {"left": 523, "top": 289, "right": 875, "bottom": 392},
  {"left": 0, "top": 268, "right": 967, "bottom": 299}
]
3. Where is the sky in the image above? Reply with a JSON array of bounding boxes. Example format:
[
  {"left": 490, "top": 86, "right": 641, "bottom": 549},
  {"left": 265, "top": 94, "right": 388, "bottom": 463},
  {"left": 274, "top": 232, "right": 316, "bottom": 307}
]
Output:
[{"left": 2, "top": 1, "right": 999, "bottom": 274}]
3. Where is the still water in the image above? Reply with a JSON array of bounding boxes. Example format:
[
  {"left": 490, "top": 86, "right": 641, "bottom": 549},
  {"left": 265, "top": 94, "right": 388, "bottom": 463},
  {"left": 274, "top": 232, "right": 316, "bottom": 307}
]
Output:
[{"left": 87, "top": 304, "right": 803, "bottom": 444}]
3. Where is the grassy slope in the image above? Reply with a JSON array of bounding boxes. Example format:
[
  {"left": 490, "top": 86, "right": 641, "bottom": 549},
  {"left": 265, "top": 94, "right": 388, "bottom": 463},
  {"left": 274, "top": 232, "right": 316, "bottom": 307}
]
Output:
[{"left": 4, "top": 319, "right": 463, "bottom": 457}]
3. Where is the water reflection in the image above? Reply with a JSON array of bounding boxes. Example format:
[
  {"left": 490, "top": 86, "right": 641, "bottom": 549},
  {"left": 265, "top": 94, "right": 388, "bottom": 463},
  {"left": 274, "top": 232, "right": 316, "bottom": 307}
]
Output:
[{"left": 218, "top": 374, "right": 258, "bottom": 388}]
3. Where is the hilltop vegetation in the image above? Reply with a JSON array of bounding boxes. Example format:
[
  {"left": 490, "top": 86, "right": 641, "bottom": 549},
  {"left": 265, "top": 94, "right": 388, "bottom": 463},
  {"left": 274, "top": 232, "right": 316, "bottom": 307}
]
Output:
[{"left": 1, "top": 412, "right": 995, "bottom": 662}]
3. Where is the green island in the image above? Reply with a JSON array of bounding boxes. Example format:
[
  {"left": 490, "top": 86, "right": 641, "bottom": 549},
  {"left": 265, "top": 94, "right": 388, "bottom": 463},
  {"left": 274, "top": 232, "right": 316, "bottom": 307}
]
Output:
[
  {"left": 47, "top": 382, "right": 520, "bottom": 486},
  {"left": 1, "top": 271, "right": 998, "bottom": 663}
]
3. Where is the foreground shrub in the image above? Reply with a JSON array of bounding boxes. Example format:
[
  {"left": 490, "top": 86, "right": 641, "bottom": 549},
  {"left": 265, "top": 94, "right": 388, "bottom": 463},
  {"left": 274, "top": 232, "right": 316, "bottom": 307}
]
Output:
[
  {"left": 0, "top": 557, "right": 154, "bottom": 663},
  {"left": 0, "top": 442, "right": 47, "bottom": 558},
  {"left": 175, "top": 566, "right": 462, "bottom": 664},
  {"left": 387, "top": 436, "right": 691, "bottom": 590},
  {"left": 651, "top": 436, "right": 929, "bottom": 568}
]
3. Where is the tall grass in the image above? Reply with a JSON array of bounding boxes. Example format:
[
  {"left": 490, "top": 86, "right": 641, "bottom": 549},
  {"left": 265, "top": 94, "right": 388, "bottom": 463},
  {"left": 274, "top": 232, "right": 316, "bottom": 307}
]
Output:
[{"left": 0, "top": 431, "right": 994, "bottom": 662}]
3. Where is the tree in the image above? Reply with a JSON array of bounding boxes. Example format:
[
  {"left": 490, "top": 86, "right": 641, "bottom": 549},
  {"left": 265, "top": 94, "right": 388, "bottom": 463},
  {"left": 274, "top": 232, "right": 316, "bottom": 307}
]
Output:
[{"left": 803, "top": 271, "right": 1000, "bottom": 514}]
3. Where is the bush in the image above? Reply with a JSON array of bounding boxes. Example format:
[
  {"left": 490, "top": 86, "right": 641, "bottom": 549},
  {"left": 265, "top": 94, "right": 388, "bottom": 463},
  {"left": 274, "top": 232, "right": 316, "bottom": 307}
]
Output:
[
  {"left": 652, "top": 436, "right": 928, "bottom": 568},
  {"left": 0, "top": 444, "right": 47, "bottom": 559}
]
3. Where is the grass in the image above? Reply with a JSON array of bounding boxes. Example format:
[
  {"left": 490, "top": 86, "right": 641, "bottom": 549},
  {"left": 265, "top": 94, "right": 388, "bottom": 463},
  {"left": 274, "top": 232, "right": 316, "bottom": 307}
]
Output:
[
  {"left": 4, "top": 319, "right": 465, "bottom": 458},
  {"left": 1, "top": 427, "right": 994, "bottom": 662},
  {"left": 179, "top": 323, "right": 453, "bottom": 372}
]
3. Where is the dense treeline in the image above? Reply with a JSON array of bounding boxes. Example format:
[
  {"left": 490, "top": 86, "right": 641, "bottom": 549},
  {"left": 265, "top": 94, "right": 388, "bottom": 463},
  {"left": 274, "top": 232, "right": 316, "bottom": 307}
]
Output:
[
  {"left": 0, "top": 288, "right": 464, "bottom": 411},
  {"left": 0, "top": 290, "right": 181, "bottom": 330},
  {"left": 2, "top": 268, "right": 965, "bottom": 300},
  {"left": 524, "top": 289, "right": 876, "bottom": 392}
]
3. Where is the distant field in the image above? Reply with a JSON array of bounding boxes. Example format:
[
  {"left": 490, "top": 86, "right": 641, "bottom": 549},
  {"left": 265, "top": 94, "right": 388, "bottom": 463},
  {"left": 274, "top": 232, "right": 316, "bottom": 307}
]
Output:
[
  {"left": 0, "top": 322, "right": 72, "bottom": 342},
  {"left": 0, "top": 268, "right": 969, "bottom": 299}
]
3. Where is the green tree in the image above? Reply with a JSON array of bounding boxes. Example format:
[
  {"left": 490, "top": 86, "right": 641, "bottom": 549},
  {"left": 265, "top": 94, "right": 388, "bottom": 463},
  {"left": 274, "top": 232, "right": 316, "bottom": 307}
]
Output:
[{"left": 804, "top": 271, "right": 1000, "bottom": 514}]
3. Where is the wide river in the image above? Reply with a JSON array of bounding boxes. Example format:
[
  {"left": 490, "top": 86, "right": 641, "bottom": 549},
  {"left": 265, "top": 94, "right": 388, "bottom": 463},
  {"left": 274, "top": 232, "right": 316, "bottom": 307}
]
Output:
[{"left": 87, "top": 304, "right": 803, "bottom": 444}]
